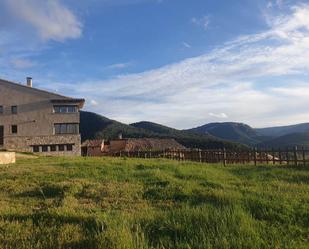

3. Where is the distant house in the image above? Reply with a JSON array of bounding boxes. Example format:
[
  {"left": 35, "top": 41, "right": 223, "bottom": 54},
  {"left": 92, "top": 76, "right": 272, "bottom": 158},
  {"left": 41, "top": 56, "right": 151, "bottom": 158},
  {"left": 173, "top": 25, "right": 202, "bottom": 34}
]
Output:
[
  {"left": 81, "top": 138, "right": 186, "bottom": 156},
  {"left": 0, "top": 77, "right": 85, "bottom": 155}
]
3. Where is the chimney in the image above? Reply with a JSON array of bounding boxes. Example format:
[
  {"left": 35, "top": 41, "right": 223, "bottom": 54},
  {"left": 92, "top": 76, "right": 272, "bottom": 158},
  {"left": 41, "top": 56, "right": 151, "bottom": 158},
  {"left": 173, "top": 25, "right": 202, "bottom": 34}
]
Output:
[{"left": 26, "top": 77, "right": 32, "bottom": 87}]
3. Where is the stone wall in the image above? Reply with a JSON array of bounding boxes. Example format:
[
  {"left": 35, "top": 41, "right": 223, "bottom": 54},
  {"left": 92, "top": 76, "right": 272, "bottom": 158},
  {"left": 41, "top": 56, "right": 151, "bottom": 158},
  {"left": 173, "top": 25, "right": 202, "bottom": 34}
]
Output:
[
  {"left": 5, "top": 134, "right": 81, "bottom": 156},
  {"left": 0, "top": 152, "right": 15, "bottom": 164}
]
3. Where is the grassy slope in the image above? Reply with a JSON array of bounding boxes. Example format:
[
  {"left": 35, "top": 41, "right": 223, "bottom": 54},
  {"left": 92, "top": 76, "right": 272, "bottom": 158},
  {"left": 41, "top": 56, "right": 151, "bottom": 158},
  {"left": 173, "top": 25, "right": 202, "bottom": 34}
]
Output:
[{"left": 0, "top": 157, "right": 308, "bottom": 249}]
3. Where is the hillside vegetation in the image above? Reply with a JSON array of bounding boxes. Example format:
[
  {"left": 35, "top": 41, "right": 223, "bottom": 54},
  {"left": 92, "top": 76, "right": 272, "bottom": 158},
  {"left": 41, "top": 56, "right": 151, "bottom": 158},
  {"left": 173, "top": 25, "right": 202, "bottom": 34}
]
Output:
[
  {"left": 186, "top": 122, "right": 265, "bottom": 145},
  {"left": 258, "top": 131, "right": 309, "bottom": 148},
  {"left": 80, "top": 111, "right": 245, "bottom": 149},
  {"left": 0, "top": 157, "right": 308, "bottom": 249},
  {"left": 256, "top": 123, "right": 309, "bottom": 137},
  {"left": 187, "top": 122, "right": 309, "bottom": 148}
]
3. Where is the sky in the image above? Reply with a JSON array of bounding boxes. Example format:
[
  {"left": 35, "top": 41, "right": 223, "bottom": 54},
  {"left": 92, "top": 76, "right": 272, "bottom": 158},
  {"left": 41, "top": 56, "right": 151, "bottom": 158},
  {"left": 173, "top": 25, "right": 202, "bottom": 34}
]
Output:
[{"left": 1, "top": 0, "right": 309, "bottom": 129}]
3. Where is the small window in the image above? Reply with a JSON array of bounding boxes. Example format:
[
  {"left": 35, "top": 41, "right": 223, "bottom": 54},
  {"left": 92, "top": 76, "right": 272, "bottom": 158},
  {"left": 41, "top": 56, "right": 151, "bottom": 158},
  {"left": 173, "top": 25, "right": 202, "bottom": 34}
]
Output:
[
  {"left": 54, "top": 124, "right": 61, "bottom": 134},
  {"left": 67, "top": 106, "right": 77, "bottom": 113},
  {"left": 67, "top": 144, "right": 73, "bottom": 151},
  {"left": 59, "top": 145, "right": 65, "bottom": 151},
  {"left": 11, "top": 106, "right": 17, "bottom": 114},
  {"left": 11, "top": 125, "right": 17, "bottom": 134},
  {"left": 60, "top": 106, "right": 67, "bottom": 113},
  {"left": 42, "top": 145, "right": 48, "bottom": 152},
  {"left": 0, "top": 106, "right": 3, "bottom": 114},
  {"left": 53, "top": 106, "right": 60, "bottom": 113},
  {"left": 50, "top": 145, "right": 57, "bottom": 152},
  {"left": 33, "top": 146, "right": 40, "bottom": 153}
]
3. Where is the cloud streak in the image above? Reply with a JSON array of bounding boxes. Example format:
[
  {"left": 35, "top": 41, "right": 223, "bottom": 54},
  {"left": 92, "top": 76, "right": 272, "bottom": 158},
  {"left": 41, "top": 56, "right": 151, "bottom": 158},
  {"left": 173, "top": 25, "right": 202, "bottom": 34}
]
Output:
[
  {"left": 4, "top": 0, "right": 82, "bottom": 42},
  {"left": 57, "top": 3, "right": 309, "bottom": 128}
]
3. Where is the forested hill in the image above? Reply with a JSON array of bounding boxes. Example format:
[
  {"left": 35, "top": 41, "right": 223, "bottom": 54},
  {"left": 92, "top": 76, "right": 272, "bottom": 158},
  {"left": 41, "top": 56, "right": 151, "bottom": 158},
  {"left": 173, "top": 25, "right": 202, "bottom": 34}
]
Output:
[{"left": 80, "top": 111, "right": 245, "bottom": 149}]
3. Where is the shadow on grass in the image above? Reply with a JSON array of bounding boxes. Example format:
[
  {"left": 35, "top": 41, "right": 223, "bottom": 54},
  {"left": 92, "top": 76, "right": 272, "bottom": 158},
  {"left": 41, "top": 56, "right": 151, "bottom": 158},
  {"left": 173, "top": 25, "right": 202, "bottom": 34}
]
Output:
[{"left": 0, "top": 211, "right": 106, "bottom": 235}]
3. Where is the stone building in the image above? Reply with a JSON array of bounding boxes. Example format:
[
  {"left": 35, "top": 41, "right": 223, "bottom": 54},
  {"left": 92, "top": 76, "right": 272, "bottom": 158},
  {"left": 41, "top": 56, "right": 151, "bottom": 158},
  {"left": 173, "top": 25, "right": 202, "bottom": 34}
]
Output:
[{"left": 0, "top": 77, "right": 85, "bottom": 156}]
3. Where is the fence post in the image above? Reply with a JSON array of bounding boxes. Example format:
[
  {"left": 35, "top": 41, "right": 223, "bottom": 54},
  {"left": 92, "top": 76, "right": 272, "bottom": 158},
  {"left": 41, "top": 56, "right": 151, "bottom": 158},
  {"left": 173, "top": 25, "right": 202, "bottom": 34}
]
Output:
[
  {"left": 199, "top": 149, "right": 202, "bottom": 163},
  {"left": 254, "top": 147, "right": 257, "bottom": 166},
  {"left": 272, "top": 148, "right": 275, "bottom": 165},
  {"left": 223, "top": 148, "right": 227, "bottom": 166},
  {"left": 294, "top": 146, "right": 298, "bottom": 166},
  {"left": 302, "top": 147, "right": 306, "bottom": 166},
  {"left": 279, "top": 148, "right": 282, "bottom": 165}
]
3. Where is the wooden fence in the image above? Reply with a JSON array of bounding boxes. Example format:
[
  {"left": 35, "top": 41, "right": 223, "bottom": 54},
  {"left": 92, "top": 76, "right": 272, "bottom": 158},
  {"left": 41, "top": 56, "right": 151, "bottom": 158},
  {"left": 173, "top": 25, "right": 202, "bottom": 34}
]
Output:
[{"left": 110, "top": 147, "right": 309, "bottom": 166}]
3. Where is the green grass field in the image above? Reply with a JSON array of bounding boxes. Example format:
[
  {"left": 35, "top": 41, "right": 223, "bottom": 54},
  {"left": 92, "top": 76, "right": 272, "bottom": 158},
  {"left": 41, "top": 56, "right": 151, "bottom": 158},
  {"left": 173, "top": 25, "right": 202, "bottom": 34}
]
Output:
[{"left": 0, "top": 157, "right": 308, "bottom": 249}]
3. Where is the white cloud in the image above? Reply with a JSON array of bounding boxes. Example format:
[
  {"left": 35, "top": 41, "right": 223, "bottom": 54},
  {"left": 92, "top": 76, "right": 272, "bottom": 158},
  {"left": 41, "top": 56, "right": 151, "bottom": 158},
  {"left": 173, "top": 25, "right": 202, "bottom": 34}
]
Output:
[
  {"left": 105, "top": 62, "right": 133, "bottom": 70},
  {"left": 182, "top": 42, "right": 192, "bottom": 48},
  {"left": 4, "top": 0, "right": 82, "bottom": 42},
  {"left": 30, "top": 4, "right": 309, "bottom": 128},
  {"left": 191, "top": 15, "right": 210, "bottom": 30},
  {"left": 209, "top": 113, "right": 228, "bottom": 119},
  {"left": 267, "top": 0, "right": 284, "bottom": 9},
  {"left": 89, "top": 99, "right": 99, "bottom": 107},
  {"left": 10, "top": 58, "right": 35, "bottom": 69}
]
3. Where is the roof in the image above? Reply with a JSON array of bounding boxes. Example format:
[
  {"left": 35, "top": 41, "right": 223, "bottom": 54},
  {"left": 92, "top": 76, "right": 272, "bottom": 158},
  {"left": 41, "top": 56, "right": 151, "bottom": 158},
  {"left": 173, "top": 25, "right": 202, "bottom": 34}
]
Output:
[
  {"left": 51, "top": 99, "right": 85, "bottom": 108},
  {"left": 0, "top": 78, "right": 85, "bottom": 107}
]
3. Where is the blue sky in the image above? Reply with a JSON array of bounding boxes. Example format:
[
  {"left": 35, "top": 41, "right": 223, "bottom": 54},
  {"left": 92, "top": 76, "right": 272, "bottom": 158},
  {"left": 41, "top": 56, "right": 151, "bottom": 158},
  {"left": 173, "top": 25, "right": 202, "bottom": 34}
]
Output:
[{"left": 1, "top": 0, "right": 309, "bottom": 128}]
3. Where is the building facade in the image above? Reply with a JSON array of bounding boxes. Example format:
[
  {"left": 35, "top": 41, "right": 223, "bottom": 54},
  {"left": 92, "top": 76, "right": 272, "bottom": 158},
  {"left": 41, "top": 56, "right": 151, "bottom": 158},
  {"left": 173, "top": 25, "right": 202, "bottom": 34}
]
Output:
[{"left": 0, "top": 78, "right": 85, "bottom": 156}]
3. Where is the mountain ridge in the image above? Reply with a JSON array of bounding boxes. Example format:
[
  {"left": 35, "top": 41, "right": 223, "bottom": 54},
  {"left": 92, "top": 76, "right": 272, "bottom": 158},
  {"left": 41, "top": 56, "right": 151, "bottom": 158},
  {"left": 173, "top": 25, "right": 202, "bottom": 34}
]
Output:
[
  {"left": 80, "top": 112, "right": 309, "bottom": 149},
  {"left": 80, "top": 112, "right": 245, "bottom": 149}
]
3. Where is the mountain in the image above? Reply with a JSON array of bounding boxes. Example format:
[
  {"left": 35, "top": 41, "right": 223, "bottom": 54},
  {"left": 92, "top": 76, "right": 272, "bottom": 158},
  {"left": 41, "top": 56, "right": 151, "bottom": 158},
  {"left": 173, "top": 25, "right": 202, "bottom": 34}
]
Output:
[
  {"left": 186, "top": 122, "right": 269, "bottom": 146},
  {"left": 130, "top": 121, "right": 246, "bottom": 149},
  {"left": 80, "top": 111, "right": 156, "bottom": 141},
  {"left": 255, "top": 123, "right": 309, "bottom": 137},
  {"left": 258, "top": 132, "right": 309, "bottom": 149},
  {"left": 80, "top": 111, "right": 245, "bottom": 149}
]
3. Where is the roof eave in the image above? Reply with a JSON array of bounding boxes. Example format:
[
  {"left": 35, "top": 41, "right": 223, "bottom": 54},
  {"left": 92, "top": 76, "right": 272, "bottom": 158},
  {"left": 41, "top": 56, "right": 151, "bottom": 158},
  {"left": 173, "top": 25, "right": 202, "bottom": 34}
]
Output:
[{"left": 50, "top": 98, "right": 85, "bottom": 108}]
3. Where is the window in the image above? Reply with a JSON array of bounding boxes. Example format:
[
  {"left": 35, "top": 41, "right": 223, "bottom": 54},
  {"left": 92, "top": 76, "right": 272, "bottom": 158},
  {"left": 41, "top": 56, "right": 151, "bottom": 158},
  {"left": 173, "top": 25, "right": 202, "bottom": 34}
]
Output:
[
  {"left": 53, "top": 105, "right": 77, "bottom": 113},
  {"left": 33, "top": 146, "right": 40, "bottom": 153},
  {"left": 42, "top": 145, "right": 48, "bottom": 152},
  {"left": 11, "top": 106, "right": 17, "bottom": 114},
  {"left": 54, "top": 123, "right": 79, "bottom": 134},
  {"left": 67, "top": 106, "right": 76, "bottom": 113},
  {"left": 67, "top": 144, "right": 73, "bottom": 151},
  {"left": 58, "top": 145, "right": 65, "bottom": 151},
  {"left": 11, "top": 125, "right": 17, "bottom": 134},
  {"left": 0, "top": 106, "right": 3, "bottom": 114},
  {"left": 50, "top": 145, "right": 57, "bottom": 152}
]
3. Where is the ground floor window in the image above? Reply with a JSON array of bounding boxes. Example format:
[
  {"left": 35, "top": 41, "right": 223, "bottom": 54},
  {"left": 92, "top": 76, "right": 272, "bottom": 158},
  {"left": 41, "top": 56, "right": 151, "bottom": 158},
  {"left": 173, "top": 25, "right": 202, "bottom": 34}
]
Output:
[
  {"left": 33, "top": 146, "right": 40, "bottom": 153},
  {"left": 32, "top": 144, "right": 74, "bottom": 153},
  {"left": 67, "top": 144, "right": 73, "bottom": 151},
  {"left": 50, "top": 145, "right": 57, "bottom": 152},
  {"left": 42, "top": 145, "right": 48, "bottom": 152}
]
